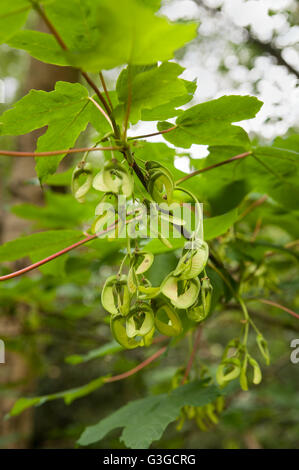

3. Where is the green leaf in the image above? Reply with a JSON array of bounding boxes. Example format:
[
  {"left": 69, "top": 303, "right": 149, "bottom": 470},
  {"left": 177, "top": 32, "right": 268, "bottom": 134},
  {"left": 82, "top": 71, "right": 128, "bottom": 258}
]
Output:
[
  {"left": 0, "top": 81, "right": 91, "bottom": 181},
  {"left": 78, "top": 381, "right": 220, "bottom": 448},
  {"left": 0, "top": 229, "right": 83, "bottom": 262},
  {"left": 116, "top": 62, "right": 195, "bottom": 123},
  {"left": 63, "top": 0, "right": 197, "bottom": 72},
  {"left": 8, "top": 0, "right": 196, "bottom": 71},
  {"left": 65, "top": 341, "right": 123, "bottom": 365},
  {"left": 11, "top": 191, "right": 94, "bottom": 229},
  {"left": 229, "top": 239, "right": 299, "bottom": 263},
  {"left": 249, "top": 148, "right": 299, "bottom": 210},
  {"left": 204, "top": 209, "right": 239, "bottom": 240},
  {"left": 0, "top": 0, "right": 31, "bottom": 44},
  {"left": 191, "top": 145, "right": 252, "bottom": 215},
  {"left": 141, "top": 79, "right": 196, "bottom": 121},
  {"left": 158, "top": 95, "right": 263, "bottom": 149},
  {"left": 7, "top": 30, "right": 68, "bottom": 66},
  {"left": 9, "top": 376, "right": 108, "bottom": 417}
]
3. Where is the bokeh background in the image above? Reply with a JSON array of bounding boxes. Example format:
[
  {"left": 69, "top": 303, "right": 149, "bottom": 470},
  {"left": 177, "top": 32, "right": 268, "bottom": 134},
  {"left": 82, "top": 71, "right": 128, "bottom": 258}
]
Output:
[{"left": 0, "top": 0, "right": 298, "bottom": 449}]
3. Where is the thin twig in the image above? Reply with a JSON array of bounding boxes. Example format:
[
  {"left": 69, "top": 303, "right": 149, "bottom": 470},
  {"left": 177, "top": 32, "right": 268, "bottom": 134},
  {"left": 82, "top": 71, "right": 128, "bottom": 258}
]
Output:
[
  {"left": 123, "top": 66, "right": 132, "bottom": 140},
  {"left": 0, "top": 215, "right": 142, "bottom": 282},
  {"left": 238, "top": 195, "right": 268, "bottom": 220},
  {"left": 104, "top": 346, "right": 167, "bottom": 383},
  {"left": 99, "top": 72, "right": 113, "bottom": 110},
  {"left": 128, "top": 126, "right": 177, "bottom": 141},
  {"left": 0, "top": 234, "right": 97, "bottom": 281},
  {"left": 0, "top": 146, "right": 122, "bottom": 158},
  {"left": 176, "top": 152, "right": 252, "bottom": 185},
  {"left": 82, "top": 72, "right": 112, "bottom": 116},
  {"left": 181, "top": 327, "right": 202, "bottom": 385},
  {"left": 33, "top": 1, "right": 68, "bottom": 50},
  {"left": 258, "top": 299, "right": 299, "bottom": 320},
  {"left": 88, "top": 96, "right": 114, "bottom": 130}
]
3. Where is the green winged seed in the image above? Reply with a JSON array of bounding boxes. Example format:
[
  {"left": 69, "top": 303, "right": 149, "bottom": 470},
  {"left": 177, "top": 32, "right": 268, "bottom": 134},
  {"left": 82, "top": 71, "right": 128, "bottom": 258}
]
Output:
[
  {"left": 111, "top": 315, "right": 141, "bottom": 349},
  {"left": 161, "top": 275, "right": 200, "bottom": 309},
  {"left": 187, "top": 278, "right": 212, "bottom": 322},
  {"left": 256, "top": 335, "right": 270, "bottom": 365},
  {"left": 126, "top": 305, "right": 154, "bottom": 339},
  {"left": 155, "top": 304, "right": 182, "bottom": 336},
  {"left": 101, "top": 275, "right": 130, "bottom": 316},
  {"left": 127, "top": 266, "right": 138, "bottom": 294},
  {"left": 101, "top": 275, "right": 119, "bottom": 315},
  {"left": 138, "top": 285, "right": 160, "bottom": 299},
  {"left": 175, "top": 242, "right": 209, "bottom": 280},
  {"left": 91, "top": 212, "right": 115, "bottom": 234},
  {"left": 71, "top": 163, "right": 93, "bottom": 203},
  {"left": 93, "top": 161, "right": 133, "bottom": 197},
  {"left": 248, "top": 356, "right": 262, "bottom": 385},
  {"left": 134, "top": 251, "right": 154, "bottom": 274},
  {"left": 146, "top": 161, "right": 174, "bottom": 203},
  {"left": 216, "top": 358, "right": 241, "bottom": 386},
  {"left": 240, "top": 355, "right": 249, "bottom": 391}
]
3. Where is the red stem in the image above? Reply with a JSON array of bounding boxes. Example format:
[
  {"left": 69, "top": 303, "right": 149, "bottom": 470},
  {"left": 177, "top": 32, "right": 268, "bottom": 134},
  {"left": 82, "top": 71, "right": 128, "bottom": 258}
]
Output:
[
  {"left": 105, "top": 346, "right": 167, "bottom": 383},
  {"left": 128, "top": 126, "right": 177, "bottom": 141},
  {"left": 181, "top": 327, "right": 202, "bottom": 385},
  {"left": 258, "top": 299, "right": 299, "bottom": 320},
  {"left": 0, "top": 215, "right": 142, "bottom": 282},
  {"left": 99, "top": 72, "right": 113, "bottom": 111},
  {"left": 0, "top": 146, "right": 121, "bottom": 157},
  {"left": 176, "top": 151, "right": 252, "bottom": 185},
  {"left": 0, "top": 234, "right": 97, "bottom": 281}
]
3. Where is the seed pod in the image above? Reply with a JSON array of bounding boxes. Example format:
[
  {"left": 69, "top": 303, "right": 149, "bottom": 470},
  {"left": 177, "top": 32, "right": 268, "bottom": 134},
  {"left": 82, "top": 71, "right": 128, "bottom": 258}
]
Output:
[
  {"left": 161, "top": 274, "right": 200, "bottom": 309},
  {"left": 195, "top": 408, "right": 209, "bottom": 432},
  {"left": 93, "top": 160, "right": 134, "bottom": 197},
  {"left": 206, "top": 403, "right": 219, "bottom": 425},
  {"left": 126, "top": 303, "right": 154, "bottom": 339},
  {"left": 127, "top": 266, "right": 138, "bottom": 294},
  {"left": 216, "top": 358, "right": 241, "bottom": 387},
  {"left": 240, "top": 355, "right": 248, "bottom": 391},
  {"left": 138, "top": 284, "right": 160, "bottom": 299},
  {"left": 174, "top": 241, "right": 209, "bottom": 280},
  {"left": 248, "top": 356, "right": 262, "bottom": 385},
  {"left": 91, "top": 211, "right": 116, "bottom": 234},
  {"left": 111, "top": 315, "right": 142, "bottom": 349},
  {"left": 155, "top": 304, "right": 182, "bottom": 337},
  {"left": 146, "top": 161, "right": 174, "bottom": 203},
  {"left": 71, "top": 162, "right": 93, "bottom": 203},
  {"left": 256, "top": 335, "right": 270, "bottom": 365},
  {"left": 101, "top": 275, "right": 130, "bottom": 316},
  {"left": 187, "top": 278, "right": 213, "bottom": 322},
  {"left": 134, "top": 251, "right": 154, "bottom": 274}
]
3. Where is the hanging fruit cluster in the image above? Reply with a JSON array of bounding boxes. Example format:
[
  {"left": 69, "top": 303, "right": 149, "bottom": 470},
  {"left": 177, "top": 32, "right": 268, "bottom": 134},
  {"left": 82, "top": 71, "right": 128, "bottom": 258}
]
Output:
[{"left": 72, "top": 157, "right": 212, "bottom": 349}]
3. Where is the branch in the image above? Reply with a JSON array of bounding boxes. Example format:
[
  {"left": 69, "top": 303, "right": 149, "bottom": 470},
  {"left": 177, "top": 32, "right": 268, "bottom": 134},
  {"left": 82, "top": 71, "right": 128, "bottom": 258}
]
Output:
[
  {"left": 0, "top": 146, "right": 122, "bottom": 158},
  {"left": 81, "top": 71, "right": 112, "bottom": 116},
  {"left": 0, "top": 234, "right": 96, "bottom": 281},
  {"left": 88, "top": 96, "right": 114, "bottom": 130},
  {"left": 122, "top": 66, "right": 132, "bottom": 140},
  {"left": 99, "top": 72, "right": 113, "bottom": 111},
  {"left": 176, "top": 151, "right": 252, "bottom": 185},
  {"left": 128, "top": 126, "right": 177, "bottom": 141},
  {"left": 258, "top": 299, "right": 299, "bottom": 320},
  {"left": 104, "top": 346, "right": 167, "bottom": 383},
  {"left": 238, "top": 195, "right": 268, "bottom": 220},
  {"left": 0, "top": 215, "right": 141, "bottom": 282},
  {"left": 181, "top": 327, "right": 202, "bottom": 385}
]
